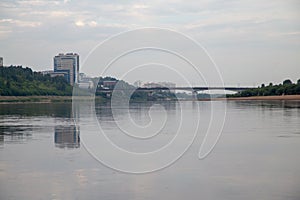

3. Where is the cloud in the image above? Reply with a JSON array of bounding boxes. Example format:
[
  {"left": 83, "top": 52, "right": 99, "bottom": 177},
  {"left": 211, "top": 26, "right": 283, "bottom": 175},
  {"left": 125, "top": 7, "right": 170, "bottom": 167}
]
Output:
[
  {"left": 1, "top": 0, "right": 299, "bottom": 41},
  {"left": 275, "top": 31, "right": 300, "bottom": 36},
  {"left": 88, "top": 20, "right": 97, "bottom": 27},
  {"left": 0, "top": 18, "right": 41, "bottom": 27},
  {"left": 16, "top": 0, "right": 61, "bottom": 6},
  {"left": 75, "top": 20, "right": 85, "bottom": 27},
  {"left": 0, "top": 0, "right": 299, "bottom": 84}
]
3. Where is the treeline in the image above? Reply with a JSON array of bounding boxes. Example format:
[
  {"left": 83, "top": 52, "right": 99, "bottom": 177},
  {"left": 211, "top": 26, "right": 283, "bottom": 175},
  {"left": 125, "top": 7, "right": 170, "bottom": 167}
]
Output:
[
  {"left": 0, "top": 66, "right": 176, "bottom": 100},
  {"left": 0, "top": 66, "right": 73, "bottom": 96},
  {"left": 228, "top": 79, "right": 300, "bottom": 98}
]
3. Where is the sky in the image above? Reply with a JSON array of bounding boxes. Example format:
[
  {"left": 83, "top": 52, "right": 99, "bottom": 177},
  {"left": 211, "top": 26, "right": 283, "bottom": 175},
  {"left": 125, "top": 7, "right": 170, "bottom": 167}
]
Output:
[{"left": 0, "top": 0, "right": 299, "bottom": 86}]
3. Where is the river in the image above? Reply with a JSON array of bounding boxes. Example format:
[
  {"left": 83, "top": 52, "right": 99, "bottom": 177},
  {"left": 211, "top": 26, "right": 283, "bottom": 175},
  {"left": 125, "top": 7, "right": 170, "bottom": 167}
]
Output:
[{"left": 0, "top": 100, "right": 299, "bottom": 200}]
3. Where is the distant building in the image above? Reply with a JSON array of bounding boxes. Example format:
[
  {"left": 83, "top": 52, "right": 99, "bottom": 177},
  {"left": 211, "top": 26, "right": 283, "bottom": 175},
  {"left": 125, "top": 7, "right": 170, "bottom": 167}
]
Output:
[
  {"left": 0, "top": 57, "right": 3, "bottom": 67},
  {"left": 102, "top": 80, "right": 117, "bottom": 89},
  {"left": 143, "top": 82, "right": 176, "bottom": 93},
  {"left": 159, "top": 82, "right": 176, "bottom": 93},
  {"left": 134, "top": 80, "right": 142, "bottom": 87},
  {"left": 79, "top": 73, "right": 86, "bottom": 82},
  {"left": 78, "top": 81, "right": 94, "bottom": 89},
  {"left": 41, "top": 70, "right": 53, "bottom": 75},
  {"left": 78, "top": 72, "right": 94, "bottom": 89},
  {"left": 143, "top": 82, "right": 176, "bottom": 88},
  {"left": 78, "top": 79, "right": 94, "bottom": 89},
  {"left": 49, "top": 72, "right": 69, "bottom": 79},
  {"left": 142, "top": 82, "right": 162, "bottom": 88},
  {"left": 54, "top": 53, "right": 79, "bottom": 86},
  {"left": 41, "top": 70, "right": 69, "bottom": 80},
  {"left": 158, "top": 82, "right": 176, "bottom": 92}
]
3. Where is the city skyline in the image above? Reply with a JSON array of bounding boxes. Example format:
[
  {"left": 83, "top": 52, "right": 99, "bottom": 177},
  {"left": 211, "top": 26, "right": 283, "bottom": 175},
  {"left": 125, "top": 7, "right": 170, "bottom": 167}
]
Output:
[
  {"left": 0, "top": 53, "right": 298, "bottom": 87},
  {"left": 0, "top": 0, "right": 299, "bottom": 86}
]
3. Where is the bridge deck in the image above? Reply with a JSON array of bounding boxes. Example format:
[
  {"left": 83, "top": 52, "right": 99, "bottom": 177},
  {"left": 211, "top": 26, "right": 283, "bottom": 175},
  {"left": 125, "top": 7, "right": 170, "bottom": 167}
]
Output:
[{"left": 97, "top": 86, "right": 254, "bottom": 92}]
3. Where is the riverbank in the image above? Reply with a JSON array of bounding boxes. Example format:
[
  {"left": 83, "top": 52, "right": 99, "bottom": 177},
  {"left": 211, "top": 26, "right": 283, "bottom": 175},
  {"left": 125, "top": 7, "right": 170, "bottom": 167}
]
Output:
[
  {"left": 218, "top": 95, "right": 300, "bottom": 101},
  {"left": 0, "top": 96, "right": 73, "bottom": 103},
  {"left": 0, "top": 96, "right": 105, "bottom": 103},
  {"left": 1, "top": 95, "right": 300, "bottom": 103}
]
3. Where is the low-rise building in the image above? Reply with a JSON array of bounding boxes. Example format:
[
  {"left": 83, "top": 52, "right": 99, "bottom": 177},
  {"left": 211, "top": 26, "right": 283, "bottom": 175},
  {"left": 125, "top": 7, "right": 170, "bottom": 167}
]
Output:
[
  {"left": 78, "top": 80, "right": 94, "bottom": 89},
  {"left": 78, "top": 72, "right": 94, "bottom": 89},
  {"left": 103, "top": 80, "right": 117, "bottom": 89},
  {"left": 41, "top": 70, "right": 69, "bottom": 80},
  {"left": 143, "top": 82, "right": 176, "bottom": 92}
]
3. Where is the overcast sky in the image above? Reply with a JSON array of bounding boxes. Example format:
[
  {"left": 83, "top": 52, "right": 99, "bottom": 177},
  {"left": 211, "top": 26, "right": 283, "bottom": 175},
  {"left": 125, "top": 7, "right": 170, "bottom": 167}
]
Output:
[{"left": 0, "top": 0, "right": 299, "bottom": 86}]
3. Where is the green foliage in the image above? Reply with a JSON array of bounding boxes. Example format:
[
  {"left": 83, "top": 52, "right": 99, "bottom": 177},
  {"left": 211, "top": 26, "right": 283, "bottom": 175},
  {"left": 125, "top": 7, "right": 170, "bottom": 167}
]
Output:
[
  {"left": 283, "top": 79, "right": 292, "bottom": 85},
  {"left": 95, "top": 76, "right": 177, "bottom": 101},
  {"left": 0, "top": 66, "right": 73, "bottom": 96},
  {"left": 227, "top": 79, "right": 300, "bottom": 98}
]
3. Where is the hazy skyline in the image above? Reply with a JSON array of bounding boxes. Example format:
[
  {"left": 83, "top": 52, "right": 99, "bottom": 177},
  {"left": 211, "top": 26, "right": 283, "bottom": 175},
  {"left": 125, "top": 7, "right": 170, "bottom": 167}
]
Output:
[{"left": 0, "top": 0, "right": 299, "bottom": 86}]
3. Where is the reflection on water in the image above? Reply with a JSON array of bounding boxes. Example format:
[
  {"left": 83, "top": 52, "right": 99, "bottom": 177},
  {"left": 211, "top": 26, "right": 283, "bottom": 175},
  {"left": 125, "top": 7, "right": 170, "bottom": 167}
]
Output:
[
  {"left": 0, "top": 125, "right": 33, "bottom": 145},
  {"left": 232, "top": 100, "right": 300, "bottom": 109},
  {"left": 0, "top": 101, "right": 299, "bottom": 200},
  {"left": 0, "top": 103, "right": 72, "bottom": 117},
  {"left": 54, "top": 125, "right": 80, "bottom": 149},
  {"left": 0, "top": 103, "right": 74, "bottom": 147},
  {"left": 95, "top": 101, "right": 177, "bottom": 121}
]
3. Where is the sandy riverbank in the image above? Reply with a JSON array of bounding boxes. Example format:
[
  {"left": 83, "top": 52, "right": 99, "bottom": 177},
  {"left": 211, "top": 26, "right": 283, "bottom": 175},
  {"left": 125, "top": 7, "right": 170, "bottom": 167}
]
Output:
[
  {"left": 216, "top": 95, "right": 300, "bottom": 101},
  {"left": 1, "top": 95, "right": 300, "bottom": 103}
]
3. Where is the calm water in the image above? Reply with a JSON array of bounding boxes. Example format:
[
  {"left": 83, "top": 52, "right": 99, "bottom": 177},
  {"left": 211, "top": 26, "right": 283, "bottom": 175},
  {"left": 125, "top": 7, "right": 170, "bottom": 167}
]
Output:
[{"left": 0, "top": 101, "right": 299, "bottom": 200}]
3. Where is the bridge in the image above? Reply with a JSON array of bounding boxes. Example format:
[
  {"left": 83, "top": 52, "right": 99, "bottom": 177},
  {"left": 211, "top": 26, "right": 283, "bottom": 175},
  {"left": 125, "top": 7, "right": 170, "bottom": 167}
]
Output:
[
  {"left": 97, "top": 86, "right": 254, "bottom": 93},
  {"left": 96, "top": 86, "right": 254, "bottom": 99},
  {"left": 136, "top": 86, "right": 253, "bottom": 92}
]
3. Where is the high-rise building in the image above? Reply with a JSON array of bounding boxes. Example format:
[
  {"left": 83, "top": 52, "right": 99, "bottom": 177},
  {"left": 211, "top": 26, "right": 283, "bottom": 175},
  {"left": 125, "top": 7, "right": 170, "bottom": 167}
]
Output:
[
  {"left": 0, "top": 57, "right": 3, "bottom": 67},
  {"left": 53, "top": 53, "right": 79, "bottom": 85}
]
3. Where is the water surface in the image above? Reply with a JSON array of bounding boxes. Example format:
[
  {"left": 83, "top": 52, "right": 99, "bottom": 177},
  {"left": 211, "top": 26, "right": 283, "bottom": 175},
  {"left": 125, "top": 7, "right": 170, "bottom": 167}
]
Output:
[{"left": 0, "top": 101, "right": 299, "bottom": 200}]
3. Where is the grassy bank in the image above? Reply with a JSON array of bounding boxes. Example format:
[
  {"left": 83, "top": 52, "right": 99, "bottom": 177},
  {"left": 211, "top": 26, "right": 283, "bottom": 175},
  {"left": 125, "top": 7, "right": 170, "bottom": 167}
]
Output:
[
  {"left": 0, "top": 96, "right": 109, "bottom": 103},
  {"left": 0, "top": 96, "right": 73, "bottom": 103}
]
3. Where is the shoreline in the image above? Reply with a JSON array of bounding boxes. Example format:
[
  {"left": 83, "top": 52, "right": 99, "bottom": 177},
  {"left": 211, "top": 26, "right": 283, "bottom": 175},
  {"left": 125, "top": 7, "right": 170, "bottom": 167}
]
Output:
[
  {"left": 210, "top": 95, "right": 300, "bottom": 101},
  {"left": 0, "top": 95, "right": 300, "bottom": 104},
  {"left": 0, "top": 96, "right": 102, "bottom": 104},
  {"left": 0, "top": 96, "right": 73, "bottom": 104}
]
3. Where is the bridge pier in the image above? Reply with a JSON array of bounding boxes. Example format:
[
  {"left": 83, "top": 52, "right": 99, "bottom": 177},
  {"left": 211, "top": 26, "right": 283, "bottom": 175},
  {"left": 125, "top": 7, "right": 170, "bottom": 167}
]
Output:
[
  {"left": 147, "top": 91, "right": 153, "bottom": 97},
  {"left": 192, "top": 90, "right": 198, "bottom": 101}
]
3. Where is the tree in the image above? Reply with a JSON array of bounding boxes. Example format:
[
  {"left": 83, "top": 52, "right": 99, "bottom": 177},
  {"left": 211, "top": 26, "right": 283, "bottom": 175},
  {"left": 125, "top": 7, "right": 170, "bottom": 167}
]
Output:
[
  {"left": 283, "top": 79, "right": 292, "bottom": 85},
  {"left": 0, "top": 66, "right": 72, "bottom": 96},
  {"left": 6, "top": 80, "right": 10, "bottom": 88},
  {"left": 297, "top": 79, "right": 300, "bottom": 85}
]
